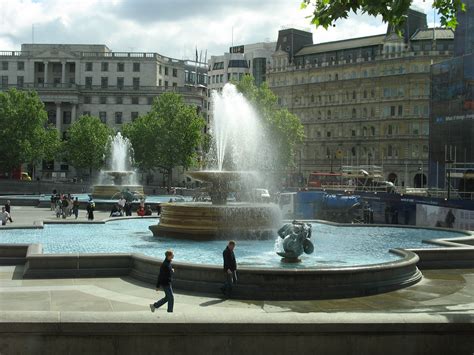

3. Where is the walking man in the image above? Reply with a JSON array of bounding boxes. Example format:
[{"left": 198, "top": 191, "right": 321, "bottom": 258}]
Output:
[
  {"left": 150, "top": 250, "right": 175, "bottom": 313},
  {"left": 0, "top": 207, "right": 12, "bottom": 226},
  {"left": 221, "top": 240, "right": 237, "bottom": 298},
  {"left": 4, "top": 200, "right": 12, "bottom": 223}
]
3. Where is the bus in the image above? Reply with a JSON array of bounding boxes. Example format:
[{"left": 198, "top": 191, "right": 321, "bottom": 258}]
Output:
[{"left": 307, "top": 172, "right": 342, "bottom": 188}]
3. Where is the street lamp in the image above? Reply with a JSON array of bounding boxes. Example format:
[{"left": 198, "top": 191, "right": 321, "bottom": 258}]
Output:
[{"left": 445, "top": 158, "right": 454, "bottom": 200}]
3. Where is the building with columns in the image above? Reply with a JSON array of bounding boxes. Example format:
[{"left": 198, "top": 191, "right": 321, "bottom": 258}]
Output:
[
  {"left": 0, "top": 43, "right": 207, "bottom": 181},
  {"left": 267, "top": 9, "right": 454, "bottom": 188}
]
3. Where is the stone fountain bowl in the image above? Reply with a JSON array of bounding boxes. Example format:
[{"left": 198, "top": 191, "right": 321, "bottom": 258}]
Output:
[
  {"left": 186, "top": 170, "right": 258, "bottom": 185},
  {"left": 102, "top": 170, "right": 134, "bottom": 178}
]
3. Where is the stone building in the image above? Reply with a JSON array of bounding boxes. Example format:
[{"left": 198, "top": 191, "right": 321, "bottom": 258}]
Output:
[
  {"left": 0, "top": 43, "right": 207, "bottom": 182},
  {"left": 268, "top": 10, "right": 454, "bottom": 187}
]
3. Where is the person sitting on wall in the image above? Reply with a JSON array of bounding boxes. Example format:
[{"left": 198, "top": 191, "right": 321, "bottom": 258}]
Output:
[
  {"left": 137, "top": 206, "right": 145, "bottom": 217},
  {"left": 110, "top": 204, "right": 123, "bottom": 217},
  {"left": 144, "top": 205, "right": 153, "bottom": 216}
]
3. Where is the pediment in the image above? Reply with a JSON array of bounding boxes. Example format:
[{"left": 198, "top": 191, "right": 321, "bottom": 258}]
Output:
[
  {"left": 31, "top": 48, "right": 79, "bottom": 59},
  {"left": 272, "top": 49, "right": 288, "bottom": 58}
]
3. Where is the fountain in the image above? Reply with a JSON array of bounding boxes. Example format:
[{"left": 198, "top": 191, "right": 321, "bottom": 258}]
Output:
[
  {"left": 150, "top": 84, "right": 281, "bottom": 239},
  {"left": 92, "top": 133, "right": 144, "bottom": 199}
]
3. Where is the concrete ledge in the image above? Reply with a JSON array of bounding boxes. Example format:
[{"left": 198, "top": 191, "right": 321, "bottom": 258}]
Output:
[{"left": 0, "top": 311, "right": 473, "bottom": 355}]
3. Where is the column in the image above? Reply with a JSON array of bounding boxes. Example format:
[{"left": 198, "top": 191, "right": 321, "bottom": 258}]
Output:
[
  {"left": 55, "top": 102, "right": 62, "bottom": 135},
  {"left": 74, "top": 61, "right": 80, "bottom": 85},
  {"left": 71, "top": 103, "right": 77, "bottom": 122},
  {"left": 61, "top": 61, "right": 66, "bottom": 85},
  {"left": 43, "top": 61, "right": 49, "bottom": 85}
]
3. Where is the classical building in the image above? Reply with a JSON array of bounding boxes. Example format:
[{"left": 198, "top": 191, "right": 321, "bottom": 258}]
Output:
[
  {"left": 0, "top": 43, "right": 207, "bottom": 181},
  {"left": 268, "top": 10, "right": 454, "bottom": 188},
  {"left": 429, "top": 0, "right": 474, "bottom": 196}
]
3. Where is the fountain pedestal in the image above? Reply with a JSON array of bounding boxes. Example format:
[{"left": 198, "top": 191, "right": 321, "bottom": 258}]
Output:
[
  {"left": 149, "top": 171, "right": 281, "bottom": 240},
  {"left": 92, "top": 171, "right": 144, "bottom": 199}
]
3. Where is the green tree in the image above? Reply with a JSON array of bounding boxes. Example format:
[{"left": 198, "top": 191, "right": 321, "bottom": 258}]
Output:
[
  {"left": 63, "top": 115, "right": 113, "bottom": 177},
  {"left": 0, "top": 89, "right": 61, "bottom": 177},
  {"left": 301, "top": 0, "right": 467, "bottom": 32},
  {"left": 235, "top": 75, "right": 304, "bottom": 172},
  {"left": 123, "top": 92, "right": 205, "bottom": 188}
]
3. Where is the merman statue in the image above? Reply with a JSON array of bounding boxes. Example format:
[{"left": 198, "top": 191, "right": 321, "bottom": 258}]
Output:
[{"left": 277, "top": 220, "right": 314, "bottom": 262}]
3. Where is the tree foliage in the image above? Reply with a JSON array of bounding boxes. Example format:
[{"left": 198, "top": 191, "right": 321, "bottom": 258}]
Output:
[
  {"left": 0, "top": 89, "right": 61, "bottom": 173},
  {"left": 301, "top": 0, "right": 467, "bottom": 31},
  {"left": 235, "top": 75, "right": 304, "bottom": 171},
  {"left": 122, "top": 92, "right": 205, "bottom": 187},
  {"left": 63, "top": 115, "right": 113, "bottom": 173}
]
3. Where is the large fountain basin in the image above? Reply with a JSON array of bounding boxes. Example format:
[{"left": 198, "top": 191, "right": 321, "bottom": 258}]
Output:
[
  {"left": 150, "top": 202, "right": 281, "bottom": 240},
  {"left": 92, "top": 185, "right": 144, "bottom": 199}
]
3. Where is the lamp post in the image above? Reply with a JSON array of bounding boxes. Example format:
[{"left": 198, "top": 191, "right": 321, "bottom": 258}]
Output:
[{"left": 445, "top": 159, "right": 453, "bottom": 200}]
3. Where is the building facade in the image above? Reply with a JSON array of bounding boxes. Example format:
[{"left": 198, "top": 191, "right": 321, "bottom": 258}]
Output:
[
  {"left": 0, "top": 43, "right": 207, "bottom": 181},
  {"left": 268, "top": 10, "right": 454, "bottom": 187},
  {"left": 429, "top": 0, "right": 474, "bottom": 196}
]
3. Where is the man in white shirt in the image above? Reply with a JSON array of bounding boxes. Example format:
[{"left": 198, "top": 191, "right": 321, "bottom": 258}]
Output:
[{"left": 0, "top": 207, "right": 12, "bottom": 226}]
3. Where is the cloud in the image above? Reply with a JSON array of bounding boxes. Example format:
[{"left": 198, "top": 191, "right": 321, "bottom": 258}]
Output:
[{"left": 0, "top": 0, "right": 441, "bottom": 59}]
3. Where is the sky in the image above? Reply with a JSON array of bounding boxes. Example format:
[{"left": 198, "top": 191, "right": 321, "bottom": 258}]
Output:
[{"left": 0, "top": 0, "right": 440, "bottom": 61}]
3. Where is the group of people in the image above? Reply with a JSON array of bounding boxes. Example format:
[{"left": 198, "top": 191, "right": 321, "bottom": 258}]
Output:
[
  {"left": 150, "top": 241, "right": 237, "bottom": 313},
  {"left": 50, "top": 192, "right": 80, "bottom": 219},
  {"left": 0, "top": 200, "right": 13, "bottom": 226},
  {"left": 110, "top": 197, "right": 154, "bottom": 217}
]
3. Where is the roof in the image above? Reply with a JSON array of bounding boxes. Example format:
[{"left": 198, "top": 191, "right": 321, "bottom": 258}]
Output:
[
  {"left": 296, "top": 34, "right": 386, "bottom": 56},
  {"left": 410, "top": 28, "right": 454, "bottom": 40}
]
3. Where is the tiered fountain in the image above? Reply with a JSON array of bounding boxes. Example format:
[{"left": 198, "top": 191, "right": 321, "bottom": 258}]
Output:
[
  {"left": 150, "top": 84, "right": 281, "bottom": 240},
  {"left": 92, "top": 133, "right": 144, "bottom": 199}
]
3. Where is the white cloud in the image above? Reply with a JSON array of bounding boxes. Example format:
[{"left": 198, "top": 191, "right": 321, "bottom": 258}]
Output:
[{"left": 0, "top": 0, "right": 441, "bottom": 58}]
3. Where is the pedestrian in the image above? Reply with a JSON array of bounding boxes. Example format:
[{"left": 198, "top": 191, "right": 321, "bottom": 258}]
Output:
[
  {"left": 5, "top": 200, "right": 11, "bottom": 214},
  {"left": 118, "top": 196, "right": 126, "bottom": 212},
  {"left": 86, "top": 199, "right": 95, "bottom": 221},
  {"left": 72, "top": 197, "right": 80, "bottom": 219},
  {"left": 221, "top": 240, "right": 237, "bottom": 298},
  {"left": 61, "top": 196, "right": 69, "bottom": 219},
  {"left": 0, "top": 207, "right": 12, "bottom": 225},
  {"left": 150, "top": 250, "right": 175, "bottom": 313},
  {"left": 124, "top": 201, "right": 132, "bottom": 216}
]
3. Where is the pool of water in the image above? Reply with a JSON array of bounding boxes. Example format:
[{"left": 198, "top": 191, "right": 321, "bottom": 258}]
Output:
[{"left": 0, "top": 219, "right": 466, "bottom": 268}]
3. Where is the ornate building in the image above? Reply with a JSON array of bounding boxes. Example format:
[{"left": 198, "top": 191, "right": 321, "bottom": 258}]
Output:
[{"left": 268, "top": 10, "right": 454, "bottom": 187}]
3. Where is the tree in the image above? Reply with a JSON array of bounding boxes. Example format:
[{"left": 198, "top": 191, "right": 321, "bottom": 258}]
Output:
[
  {"left": 123, "top": 92, "right": 205, "bottom": 188},
  {"left": 63, "top": 115, "right": 113, "bottom": 177},
  {"left": 301, "top": 0, "right": 467, "bottom": 32},
  {"left": 0, "top": 89, "right": 61, "bottom": 177},
  {"left": 235, "top": 75, "right": 304, "bottom": 173}
]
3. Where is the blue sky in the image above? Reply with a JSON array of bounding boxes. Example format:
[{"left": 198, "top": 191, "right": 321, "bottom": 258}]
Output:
[{"left": 0, "top": 0, "right": 439, "bottom": 59}]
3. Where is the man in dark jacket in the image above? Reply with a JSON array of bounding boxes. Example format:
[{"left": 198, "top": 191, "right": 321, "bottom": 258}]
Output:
[
  {"left": 221, "top": 241, "right": 237, "bottom": 298},
  {"left": 150, "top": 250, "right": 175, "bottom": 313}
]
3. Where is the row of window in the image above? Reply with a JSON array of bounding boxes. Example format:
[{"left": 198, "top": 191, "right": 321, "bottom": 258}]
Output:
[
  {"left": 1, "top": 61, "right": 24, "bottom": 71},
  {"left": 308, "top": 144, "right": 429, "bottom": 160},
  {"left": 83, "top": 95, "right": 155, "bottom": 105},
  {"left": 308, "top": 122, "right": 429, "bottom": 139},
  {"left": 84, "top": 62, "right": 178, "bottom": 77},
  {"left": 80, "top": 111, "right": 139, "bottom": 124},
  {"left": 210, "top": 72, "right": 245, "bottom": 84}
]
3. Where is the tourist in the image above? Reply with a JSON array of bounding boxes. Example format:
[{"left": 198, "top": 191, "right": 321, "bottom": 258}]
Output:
[
  {"left": 50, "top": 194, "right": 56, "bottom": 211},
  {"left": 86, "top": 199, "right": 95, "bottom": 221},
  {"left": 139, "top": 198, "right": 145, "bottom": 209},
  {"left": 61, "top": 196, "right": 69, "bottom": 219},
  {"left": 144, "top": 205, "right": 153, "bottom": 216},
  {"left": 0, "top": 207, "right": 12, "bottom": 225},
  {"left": 72, "top": 197, "right": 80, "bottom": 219},
  {"left": 124, "top": 201, "right": 132, "bottom": 216},
  {"left": 137, "top": 206, "right": 145, "bottom": 217},
  {"left": 150, "top": 250, "right": 175, "bottom": 313},
  {"left": 55, "top": 198, "right": 62, "bottom": 218},
  {"left": 110, "top": 204, "right": 123, "bottom": 217},
  {"left": 118, "top": 196, "right": 126, "bottom": 212},
  {"left": 5, "top": 200, "right": 11, "bottom": 214},
  {"left": 445, "top": 209, "right": 456, "bottom": 228},
  {"left": 221, "top": 241, "right": 237, "bottom": 298}
]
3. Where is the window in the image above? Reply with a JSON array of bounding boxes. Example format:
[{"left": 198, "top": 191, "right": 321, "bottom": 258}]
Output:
[
  {"left": 100, "top": 96, "right": 107, "bottom": 104},
  {"left": 2, "top": 61, "right": 9, "bottom": 70},
  {"left": 390, "top": 106, "right": 396, "bottom": 116},
  {"left": 116, "top": 96, "right": 123, "bottom": 104},
  {"left": 172, "top": 68, "right": 177, "bottom": 77},
  {"left": 1, "top": 76, "right": 8, "bottom": 87},
  {"left": 131, "top": 112, "right": 139, "bottom": 121},
  {"left": 115, "top": 112, "right": 123, "bottom": 124},
  {"left": 117, "top": 63, "right": 124, "bottom": 72},
  {"left": 371, "top": 89, "right": 375, "bottom": 98},
  {"left": 82, "top": 111, "right": 90, "bottom": 116},
  {"left": 131, "top": 97, "right": 139, "bottom": 105},
  {"left": 84, "top": 96, "right": 91, "bottom": 104},
  {"left": 99, "top": 111, "right": 107, "bottom": 123},
  {"left": 85, "top": 62, "right": 93, "bottom": 71},
  {"left": 165, "top": 67, "right": 169, "bottom": 75},
  {"left": 351, "top": 108, "right": 356, "bottom": 119},
  {"left": 101, "top": 77, "right": 108, "bottom": 89},
  {"left": 327, "top": 110, "right": 331, "bottom": 119},
  {"left": 17, "top": 76, "right": 24, "bottom": 87},
  {"left": 172, "top": 82, "right": 177, "bottom": 87},
  {"left": 85, "top": 76, "right": 92, "bottom": 88},
  {"left": 363, "top": 90, "right": 367, "bottom": 99},
  {"left": 165, "top": 81, "right": 168, "bottom": 87},
  {"left": 133, "top": 77, "right": 140, "bottom": 90},
  {"left": 370, "top": 126, "right": 375, "bottom": 136},
  {"left": 352, "top": 91, "right": 356, "bottom": 100},
  {"left": 117, "top": 77, "right": 124, "bottom": 89},
  {"left": 17, "top": 62, "right": 24, "bottom": 71},
  {"left": 159, "top": 79, "right": 162, "bottom": 86},
  {"left": 147, "top": 97, "right": 153, "bottom": 105},
  {"left": 62, "top": 111, "right": 71, "bottom": 125},
  {"left": 351, "top": 130, "right": 356, "bottom": 137},
  {"left": 326, "top": 131, "right": 331, "bottom": 137},
  {"left": 133, "top": 62, "right": 140, "bottom": 72},
  {"left": 397, "top": 105, "right": 403, "bottom": 116},
  {"left": 101, "top": 62, "right": 108, "bottom": 72},
  {"left": 159, "top": 65, "right": 162, "bottom": 74}
]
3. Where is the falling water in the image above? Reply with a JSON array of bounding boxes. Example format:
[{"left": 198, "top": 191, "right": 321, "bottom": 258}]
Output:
[{"left": 210, "top": 83, "right": 268, "bottom": 172}]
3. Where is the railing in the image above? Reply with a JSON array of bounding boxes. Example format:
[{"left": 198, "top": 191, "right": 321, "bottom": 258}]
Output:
[
  {"left": 0, "top": 51, "right": 30, "bottom": 57},
  {"left": 0, "top": 82, "right": 207, "bottom": 95}
]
